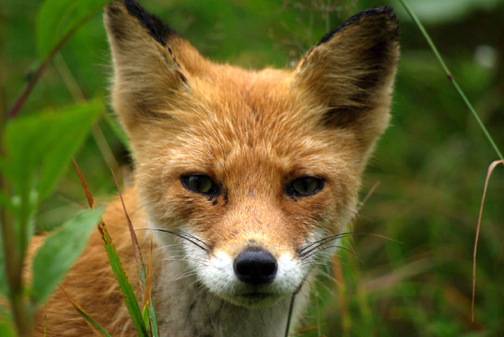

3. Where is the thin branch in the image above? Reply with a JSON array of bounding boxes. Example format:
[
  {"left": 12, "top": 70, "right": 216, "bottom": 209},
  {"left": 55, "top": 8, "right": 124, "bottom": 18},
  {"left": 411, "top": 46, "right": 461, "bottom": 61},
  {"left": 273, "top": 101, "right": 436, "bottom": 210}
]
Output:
[{"left": 7, "top": 11, "right": 97, "bottom": 119}]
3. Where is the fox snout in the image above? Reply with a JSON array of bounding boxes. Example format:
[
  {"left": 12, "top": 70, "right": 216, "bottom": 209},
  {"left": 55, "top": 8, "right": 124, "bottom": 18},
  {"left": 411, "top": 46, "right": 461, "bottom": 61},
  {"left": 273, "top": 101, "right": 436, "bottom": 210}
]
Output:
[{"left": 233, "top": 246, "right": 278, "bottom": 285}]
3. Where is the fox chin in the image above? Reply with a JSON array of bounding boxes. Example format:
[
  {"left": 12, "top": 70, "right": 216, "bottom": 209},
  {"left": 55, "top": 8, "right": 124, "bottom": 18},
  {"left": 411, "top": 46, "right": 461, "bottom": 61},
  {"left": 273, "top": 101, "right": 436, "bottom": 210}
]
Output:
[{"left": 32, "top": 1, "right": 399, "bottom": 336}]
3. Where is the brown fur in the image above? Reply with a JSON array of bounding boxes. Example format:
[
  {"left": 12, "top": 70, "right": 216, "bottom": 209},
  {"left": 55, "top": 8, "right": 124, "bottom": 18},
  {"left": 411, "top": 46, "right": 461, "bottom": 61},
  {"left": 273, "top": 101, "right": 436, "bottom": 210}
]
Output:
[{"left": 33, "top": 1, "right": 399, "bottom": 336}]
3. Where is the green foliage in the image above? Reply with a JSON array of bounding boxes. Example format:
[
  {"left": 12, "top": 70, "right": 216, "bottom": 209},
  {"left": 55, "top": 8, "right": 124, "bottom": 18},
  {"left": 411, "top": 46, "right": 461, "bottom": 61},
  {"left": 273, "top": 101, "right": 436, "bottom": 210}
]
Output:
[
  {"left": 0, "top": 239, "right": 7, "bottom": 298},
  {"left": 3, "top": 99, "right": 103, "bottom": 203},
  {"left": 1, "top": 0, "right": 110, "bottom": 334},
  {"left": 30, "top": 206, "right": 105, "bottom": 306},
  {"left": 404, "top": 0, "right": 504, "bottom": 23},
  {"left": 98, "top": 223, "right": 149, "bottom": 337},
  {"left": 36, "top": 0, "right": 111, "bottom": 59},
  {"left": 1, "top": 99, "right": 102, "bottom": 260},
  {"left": 0, "top": 320, "right": 16, "bottom": 337}
]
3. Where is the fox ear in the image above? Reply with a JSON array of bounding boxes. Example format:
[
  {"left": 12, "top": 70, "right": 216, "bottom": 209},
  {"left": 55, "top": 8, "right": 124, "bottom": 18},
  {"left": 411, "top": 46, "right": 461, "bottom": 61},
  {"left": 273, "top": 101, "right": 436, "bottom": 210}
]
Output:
[
  {"left": 104, "top": 0, "right": 206, "bottom": 136},
  {"left": 294, "top": 7, "right": 399, "bottom": 151}
]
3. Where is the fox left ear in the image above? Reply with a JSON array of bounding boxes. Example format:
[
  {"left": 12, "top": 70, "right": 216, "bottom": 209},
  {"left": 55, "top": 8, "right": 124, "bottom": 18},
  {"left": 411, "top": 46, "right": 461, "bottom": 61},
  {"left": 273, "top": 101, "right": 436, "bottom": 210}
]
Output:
[
  {"left": 104, "top": 0, "right": 209, "bottom": 139},
  {"left": 293, "top": 7, "right": 399, "bottom": 152}
]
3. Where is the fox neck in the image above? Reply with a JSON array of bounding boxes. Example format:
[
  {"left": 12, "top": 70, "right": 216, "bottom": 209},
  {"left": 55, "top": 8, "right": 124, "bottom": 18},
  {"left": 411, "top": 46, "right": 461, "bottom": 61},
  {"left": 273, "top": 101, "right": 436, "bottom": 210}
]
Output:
[{"left": 151, "top": 238, "right": 310, "bottom": 337}]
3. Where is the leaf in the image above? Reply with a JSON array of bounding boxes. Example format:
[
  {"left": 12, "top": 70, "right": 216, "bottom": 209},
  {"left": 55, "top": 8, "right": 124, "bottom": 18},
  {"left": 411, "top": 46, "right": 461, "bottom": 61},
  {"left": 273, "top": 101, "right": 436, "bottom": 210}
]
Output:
[
  {"left": 98, "top": 221, "right": 149, "bottom": 337},
  {"left": 3, "top": 98, "right": 103, "bottom": 203},
  {"left": 60, "top": 287, "right": 112, "bottom": 337},
  {"left": 36, "top": 0, "right": 111, "bottom": 59},
  {"left": 30, "top": 206, "right": 105, "bottom": 306}
]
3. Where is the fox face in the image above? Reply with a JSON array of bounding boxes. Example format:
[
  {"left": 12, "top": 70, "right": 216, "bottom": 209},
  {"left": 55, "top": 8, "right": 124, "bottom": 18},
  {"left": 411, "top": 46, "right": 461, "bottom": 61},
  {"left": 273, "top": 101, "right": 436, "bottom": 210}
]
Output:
[{"left": 105, "top": 0, "right": 399, "bottom": 309}]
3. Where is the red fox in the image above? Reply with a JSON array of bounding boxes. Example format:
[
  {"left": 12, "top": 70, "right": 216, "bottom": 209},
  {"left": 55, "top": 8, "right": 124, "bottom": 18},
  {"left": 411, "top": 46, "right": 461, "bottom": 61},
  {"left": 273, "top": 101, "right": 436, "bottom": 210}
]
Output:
[{"left": 33, "top": 0, "right": 399, "bottom": 336}]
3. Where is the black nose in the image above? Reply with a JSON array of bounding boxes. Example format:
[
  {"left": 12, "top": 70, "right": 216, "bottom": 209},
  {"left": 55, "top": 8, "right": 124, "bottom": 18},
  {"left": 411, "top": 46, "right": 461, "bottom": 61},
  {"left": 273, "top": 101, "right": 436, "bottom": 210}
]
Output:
[{"left": 233, "top": 247, "right": 277, "bottom": 285}]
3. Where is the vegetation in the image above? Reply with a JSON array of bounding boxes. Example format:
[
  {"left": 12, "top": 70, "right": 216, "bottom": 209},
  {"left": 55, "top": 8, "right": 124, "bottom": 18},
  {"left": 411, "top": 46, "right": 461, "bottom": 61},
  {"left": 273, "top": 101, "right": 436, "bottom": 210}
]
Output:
[{"left": 1, "top": 0, "right": 503, "bottom": 336}]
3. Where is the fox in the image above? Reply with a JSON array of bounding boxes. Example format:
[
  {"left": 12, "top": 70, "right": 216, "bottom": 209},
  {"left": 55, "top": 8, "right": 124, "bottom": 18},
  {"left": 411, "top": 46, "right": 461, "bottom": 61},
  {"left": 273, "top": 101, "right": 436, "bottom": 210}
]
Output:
[{"left": 32, "top": 0, "right": 399, "bottom": 336}]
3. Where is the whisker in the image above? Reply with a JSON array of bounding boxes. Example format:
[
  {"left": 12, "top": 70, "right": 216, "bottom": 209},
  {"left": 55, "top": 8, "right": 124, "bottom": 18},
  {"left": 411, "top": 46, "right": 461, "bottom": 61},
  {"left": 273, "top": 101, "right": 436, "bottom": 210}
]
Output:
[
  {"left": 136, "top": 227, "right": 211, "bottom": 252},
  {"left": 299, "top": 231, "right": 400, "bottom": 259},
  {"left": 303, "top": 246, "right": 362, "bottom": 266}
]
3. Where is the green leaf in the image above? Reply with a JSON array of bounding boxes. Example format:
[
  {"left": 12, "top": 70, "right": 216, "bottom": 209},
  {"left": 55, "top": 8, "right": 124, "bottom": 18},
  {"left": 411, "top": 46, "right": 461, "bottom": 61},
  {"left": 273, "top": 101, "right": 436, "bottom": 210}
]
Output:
[
  {"left": 0, "top": 320, "right": 16, "bottom": 337},
  {"left": 3, "top": 98, "right": 103, "bottom": 203},
  {"left": 31, "top": 206, "right": 105, "bottom": 306},
  {"left": 98, "top": 223, "right": 149, "bottom": 337},
  {"left": 36, "top": 0, "right": 111, "bottom": 59}
]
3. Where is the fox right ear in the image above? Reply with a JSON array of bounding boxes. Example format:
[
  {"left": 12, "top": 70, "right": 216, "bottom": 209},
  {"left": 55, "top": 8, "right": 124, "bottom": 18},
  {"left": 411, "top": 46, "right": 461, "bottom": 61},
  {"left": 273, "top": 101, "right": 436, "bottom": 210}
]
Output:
[
  {"left": 293, "top": 7, "right": 400, "bottom": 153},
  {"left": 104, "top": 0, "right": 206, "bottom": 136}
]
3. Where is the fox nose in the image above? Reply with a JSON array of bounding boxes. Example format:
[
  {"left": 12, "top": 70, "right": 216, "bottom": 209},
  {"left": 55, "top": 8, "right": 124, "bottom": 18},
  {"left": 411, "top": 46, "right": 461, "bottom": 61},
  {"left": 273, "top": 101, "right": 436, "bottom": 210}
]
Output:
[{"left": 233, "top": 247, "right": 277, "bottom": 285}]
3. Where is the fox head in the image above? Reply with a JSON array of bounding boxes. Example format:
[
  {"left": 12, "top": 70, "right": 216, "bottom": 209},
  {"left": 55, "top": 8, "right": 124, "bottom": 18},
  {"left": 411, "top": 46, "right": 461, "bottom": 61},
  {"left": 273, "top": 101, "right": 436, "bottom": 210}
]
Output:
[{"left": 105, "top": 0, "right": 399, "bottom": 308}]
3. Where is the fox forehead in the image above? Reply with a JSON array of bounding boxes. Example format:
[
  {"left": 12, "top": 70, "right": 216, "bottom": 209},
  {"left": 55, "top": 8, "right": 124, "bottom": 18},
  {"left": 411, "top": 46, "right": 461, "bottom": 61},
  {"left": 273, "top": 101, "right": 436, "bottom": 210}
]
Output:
[{"left": 138, "top": 65, "right": 358, "bottom": 181}]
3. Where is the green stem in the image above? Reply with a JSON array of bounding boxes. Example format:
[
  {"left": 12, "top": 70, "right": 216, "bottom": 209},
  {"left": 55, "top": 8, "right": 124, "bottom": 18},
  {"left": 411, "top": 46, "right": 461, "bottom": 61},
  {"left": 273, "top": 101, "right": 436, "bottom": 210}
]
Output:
[
  {"left": 284, "top": 293, "right": 296, "bottom": 337},
  {"left": 1, "top": 22, "right": 33, "bottom": 334},
  {"left": 398, "top": 0, "right": 503, "bottom": 161},
  {"left": 1, "top": 198, "right": 33, "bottom": 337}
]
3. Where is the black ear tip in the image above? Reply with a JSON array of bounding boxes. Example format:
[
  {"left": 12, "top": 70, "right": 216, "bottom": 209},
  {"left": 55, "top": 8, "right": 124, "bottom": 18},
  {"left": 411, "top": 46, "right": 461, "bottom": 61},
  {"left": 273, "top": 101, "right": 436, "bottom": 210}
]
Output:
[
  {"left": 316, "top": 6, "right": 399, "bottom": 47},
  {"left": 105, "top": 0, "right": 178, "bottom": 48}
]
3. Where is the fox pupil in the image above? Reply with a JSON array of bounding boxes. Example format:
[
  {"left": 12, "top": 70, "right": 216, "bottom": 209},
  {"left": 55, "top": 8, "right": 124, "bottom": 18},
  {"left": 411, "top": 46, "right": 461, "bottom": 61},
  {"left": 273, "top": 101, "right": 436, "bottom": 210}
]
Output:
[
  {"left": 290, "top": 177, "right": 323, "bottom": 196},
  {"left": 183, "top": 175, "right": 216, "bottom": 194}
]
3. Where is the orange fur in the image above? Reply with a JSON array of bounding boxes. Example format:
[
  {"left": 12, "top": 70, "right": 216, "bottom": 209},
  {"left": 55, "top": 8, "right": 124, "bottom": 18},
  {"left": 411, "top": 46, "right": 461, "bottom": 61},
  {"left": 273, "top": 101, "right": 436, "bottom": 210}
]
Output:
[{"left": 33, "top": 1, "right": 399, "bottom": 336}]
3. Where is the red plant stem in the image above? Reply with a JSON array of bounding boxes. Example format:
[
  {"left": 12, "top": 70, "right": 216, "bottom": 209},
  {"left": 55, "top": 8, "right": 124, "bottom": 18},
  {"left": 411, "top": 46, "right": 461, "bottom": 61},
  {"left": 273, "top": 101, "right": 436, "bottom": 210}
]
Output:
[
  {"left": 7, "top": 13, "right": 93, "bottom": 119},
  {"left": 7, "top": 58, "right": 50, "bottom": 118}
]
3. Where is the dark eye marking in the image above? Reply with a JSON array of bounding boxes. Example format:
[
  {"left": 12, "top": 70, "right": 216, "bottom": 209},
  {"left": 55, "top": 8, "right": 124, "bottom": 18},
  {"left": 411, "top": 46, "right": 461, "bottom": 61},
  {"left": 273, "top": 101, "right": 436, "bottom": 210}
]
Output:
[
  {"left": 181, "top": 175, "right": 220, "bottom": 199},
  {"left": 285, "top": 177, "right": 324, "bottom": 198}
]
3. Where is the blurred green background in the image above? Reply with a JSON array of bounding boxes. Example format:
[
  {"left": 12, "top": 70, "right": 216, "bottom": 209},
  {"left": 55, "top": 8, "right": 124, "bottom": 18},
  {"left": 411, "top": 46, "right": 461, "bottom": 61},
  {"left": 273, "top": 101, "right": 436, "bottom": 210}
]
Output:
[{"left": 2, "top": 0, "right": 504, "bottom": 336}]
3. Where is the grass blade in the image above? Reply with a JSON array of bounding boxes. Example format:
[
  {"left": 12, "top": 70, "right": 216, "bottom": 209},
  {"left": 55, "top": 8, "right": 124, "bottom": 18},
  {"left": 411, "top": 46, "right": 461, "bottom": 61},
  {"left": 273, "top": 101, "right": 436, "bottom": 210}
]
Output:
[
  {"left": 73, "top": 161, "right": 149, "bottom": 337},
  {"left": 284, "top": 293, "right": 296, "bottom": 337},
  {"left": 295, "top": 322, "right": 327, "bottom": 334},
  {"left": 59, "top": 287, "right": 112, "bottom": 337},
  {"left": 112, "top": 171, "right": 144, "bottom": 293},
  {"left": 142, "top": 241, "right": 153, "bottom": 335},
  {"left": 472, "top": 160, "right": 504, "bottom": 321},
  {"left": 72, "top": 158, "right": 95, "bottom": 208},
  {"left": 111, "top": 171, "right": 160, "bottom": 336},
  {"left": 97, "top": 218, "right": 148, "bottom": 336},
  {"left": 397, "top": 0, "right": 503, "bottom": 161}
]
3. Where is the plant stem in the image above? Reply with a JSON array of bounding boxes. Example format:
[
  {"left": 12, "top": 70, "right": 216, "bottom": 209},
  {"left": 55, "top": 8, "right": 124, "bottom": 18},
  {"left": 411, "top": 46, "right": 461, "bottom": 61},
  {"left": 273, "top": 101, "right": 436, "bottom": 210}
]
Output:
[
  {"left": 397, "top": 0, "right": 503, "bottom": 161},
  {"left": 7, "top": 12, "right": 96, "bottom": 119},
  {"left": 0, "top": 21, "right": 32, "bottom": 335},
  {"left": 1, "top": 191, "right": 33, "bottom": 337}
]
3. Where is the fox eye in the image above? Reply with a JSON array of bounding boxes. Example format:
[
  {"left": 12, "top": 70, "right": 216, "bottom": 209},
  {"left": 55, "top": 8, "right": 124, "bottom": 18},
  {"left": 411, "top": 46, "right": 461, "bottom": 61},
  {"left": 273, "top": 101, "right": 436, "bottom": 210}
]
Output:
[
  {"left": 182, "top": 175, "right": 219, "bottom": 195},
  {"left": 286, "top": 177, "right": 324, "bottom": 197}
]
